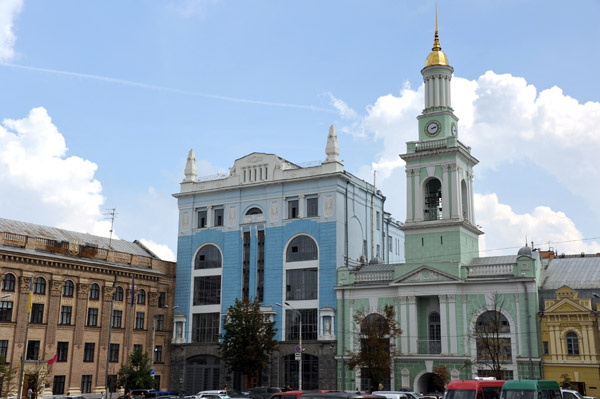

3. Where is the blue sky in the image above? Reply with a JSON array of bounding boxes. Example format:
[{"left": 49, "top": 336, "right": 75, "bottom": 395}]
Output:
[{"left": 1, "top": 0, "right": 599, "bottom": 260}]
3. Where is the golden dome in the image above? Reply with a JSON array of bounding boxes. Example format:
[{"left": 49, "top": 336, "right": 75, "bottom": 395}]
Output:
[{"left": 425, "top": 6, "right": 449, "bottom": 67}]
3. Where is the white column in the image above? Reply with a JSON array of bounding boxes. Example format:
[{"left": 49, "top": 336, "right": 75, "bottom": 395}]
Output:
[
  {"left": 451, "top": 165, "right": 460, "bottom": 219},
  {"left": 207, "top": 205, "right": 213, "bottom": 227},
  {"left": 441, "top": 166, "right": 449, "bottom": 220},
  {"left": 582, "top": 326, "right": 591, "bottom": 362},
  {"left": 469, "top": 173, "right": 475, "bottom": 223},
  {"left": 434, "top": 76, "right": 440, "bottom": 107},
  {"left": 549, "top": 324, "right": 558, "bottom": 362},
  {"left": 462, "top": 296, "right": 468, "bottom": 355},
  {"left": 400, "top": 297, "right": 408, "bottom": 353},
  {"left": 406, "top": 169, "right": 414, "bottom": 222},
  {"left": 414, "top": 168, "right": 423, "bottom": 222},
  {"left": 448, "top": 76, "right": 452, "bottom": 107},
  {"left": 439, "top": 295, "right": 449, "bottom": 353},
  {"left": 440, "top": 76, "right": 447, "bottom": 108},
  {"left": 515, "top": 293, "right": 523, "bottom": 356},
  {"left": 299, "top": 194, "right": 305, "bottom": 218},
  {"left": 409, "top": 296, "right": 418, "bottom": 353},
  {"left": 448, "top": 294, "right": 457, "bottom": 354},
  {"left": 428, "top": 77, "right": 433, "bottom": 108}
]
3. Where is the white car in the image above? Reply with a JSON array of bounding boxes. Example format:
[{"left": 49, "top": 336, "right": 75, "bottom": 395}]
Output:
[
  {"left": 561, "top": 390, "right": 584, "bottom": 399},
  {"left": 195, "top": 391, "right": 230, "bottom": 399}
]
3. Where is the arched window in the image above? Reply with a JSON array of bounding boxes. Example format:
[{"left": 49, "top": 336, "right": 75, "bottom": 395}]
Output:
[
  {"left": 62, "top": 280, "right": 74, "bottom": 297},
  {"left": 424, "top": 178, "right": 442, "bottom": 220},
  {"left": 475, "top": 310, "right": 512, "bottom": 362},
  {"left": 245, "top": 207, "right": 263, "bottom": 215},
  {"left": 461, "top": 179, "right": 468, "bottom": 220},
  {"left": 2, "top": 274, "right": 15, "bottom": 292},
  {"left": 566, "top": 332, "right": 579, "bottom": 355},
  {"left": 194, "top": 245, "right": 222, "bottom": 269},
  {"left": 286, "top": 235, "right": 318, "bottom": 262},
  {"left": 33, "top": 277, "right": 46, "bottom": 294},
  {"left": 476, "top": 311, "right": 510, "bottom": 333},
  {"left": 428, "top": 312, "right": 441, "bottom": 354},
  {"left": 113, "top": 286, "right": 124, "bottom": 302},
  {"left": 137, "top": 289, "right": 146, "bottom": 305},
  {"left": 89, "top": 283, "right": 100, "bottom": 300}
]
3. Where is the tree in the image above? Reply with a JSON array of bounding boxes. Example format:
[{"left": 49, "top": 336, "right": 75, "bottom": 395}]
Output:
[
  {"left": 560, "top": 374, "right": 572, "bottom": 389},
  {"left": 117, "top": 348, "right": 155, "bottom": 393},
  {"left": 219, "top": 298, "right": 279, "bottom": 385},
  {"left": 0, "top": 355, "right": 18, "bottom": 398},
  {"left": 432, "top": 365, "right": 450, "bottom": 391},
  {"left": 472, "top": 294, "right": 511, "bottom": 379},
  {"left": 346, "top": 305, "right": 402, "bottom": 391}
]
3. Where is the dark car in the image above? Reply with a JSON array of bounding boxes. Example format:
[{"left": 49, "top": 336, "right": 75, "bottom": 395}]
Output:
[
  {"left": 248, "top": 388, "right": 282, "bottom": 399},
  {"left": 301, "top": 393, "right": 386, "bottom": 399}
]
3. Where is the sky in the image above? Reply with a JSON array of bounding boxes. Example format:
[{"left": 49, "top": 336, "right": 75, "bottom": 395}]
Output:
[{"left": 1, "top": 0, "right": 599, "bottom": 262}]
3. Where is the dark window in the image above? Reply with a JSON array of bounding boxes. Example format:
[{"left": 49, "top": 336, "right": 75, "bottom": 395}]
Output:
[
  {"left": 306, "top": 197, "right": 318, "bottom": 217},
  {"left": 111, "top": 310, "right": 122, "bottom": 328},
  {"left": 543, "top": 341, "right": 549, "bottom": 355},
  {"left": 242, "top": 231, "right": 250, "bottom": 300},
  {"left": 31, "top": 304, "right": 44, "bottom": 323},
  {"left": 137, "top": 289, "right": 146, "bottom": 304},
  {"left": 155, "top": 346, "right": 163, "bottom": 363},
  {"left": 288, "top": 199, "right": 299, "bottom": 219},
  {"left": 192, "top": 313, "right": 220, "bottom": 343},
  {"left": 427, "top": 312, "right": 441, "bottom": 354},
  {"left": 57, "top": 342, "right": 68, "bottom": 362},
  {"left": 33, "top": 277, "right": 46, "bottom": 294},
  {"left": 87, "top": 308, "right": 98, "bottom": 327},
  {"left": 286, "top": 235, "right": 318, "bottom": 262},
  {"left": 214, "top": 208, "right": 224, "bottom": 227},
  {"left": 26, "top": 340, "right": 40, "bottom": 360},
  {"left": 283, "top": 354, "right": 319, "bottom": 390},
  {"left": 113, "top": 287, "right": 124, "bottom": 302},
  {"left": 0, "top": 340, "right": 8, "bottom": 359},
  {"left": 476, "top": 311, "right": 510, "bottom": 333},
  {"left": 475, "top": 311, "right": 512, "bottom": 362},
  {"left": 194, "top": 276, "right": 221, "bottom": 305},
  {"left": 81, "top": 375, "right": 92, "bottom": 394},
  {"left": 89, "top": 283, "right": 100, "bottom": 300},
  {"left": 194, "top": 245, "right": 222, "bottom": 269},
  {"left": 133, "top": 344, "right": 142, "bottom": 352},
  {"left": 567, "top": 332, "right": 579, "bottom": 355},
  {"left": 376, "top": 211, "right": 381, "bottom": 230},
  {"left": 60, "top": 306, "right": 72, "bottom": 325},
  {"left": 135, "top": 312, "right": 145, "bottom": 330},
  {"left": 286, "top": 269, "right": 317, "bottom": 300},
  {"left": 62, "top": 280, "right": 74, "bottom": 297},
  {"left": 156, "top": 315, "right": 164, "bottom": 332},
  {"left": 83, "top": 343, "right": 95, "bottom": 362},
  {"left": 285, "top": 309, "right": 317, "bottom": 341},
  {"left": 198, "top": 209, "right": 207, "bottom": 228},
  {"left": 246, "top": 207, "right": 262, "bottom": 215},
  {"left": 53, "top": 376, "right": 65, "bottom": 395},
  {"left": 2, "top": 274, "right": 15, "bottom": 292},
  {"left": 158, "top": 292, "right": 166, "bottom": 308},
  {"left": 108, "top": 343, "right": 119, "bottom": 362},
  {"left": 257, "top": 230, "right": 265, "bottom": 302},
  {"left": 0, "top": 301, "right": 12, "bottom": 322}
]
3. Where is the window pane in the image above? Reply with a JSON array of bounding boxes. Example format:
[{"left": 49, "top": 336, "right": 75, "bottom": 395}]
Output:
[
  {"left": 288, "top": 200, "right": 299, "bottom": 219},
  {"left": 214, "top": 208, "right": 224, "bottom": 227},
  {"left": 286, "top": 309, "right": 317, "bottom": 341},
  {"left": 286, "top": 235, "right": 318, "bottom": 262},
  {"left": 194, "top": 276, "right": 221, "bottom": 305},
  {"left": 286, "top": 269, "right": 317, "bottom": 300},
  {"left": 306, "top": 198, "right": 318, "bottom": 217},
  {"left": 194, "top": 245, "right": 222, "bottom": 269},
  {"left": 192, "top": 313, "right": 220, "bottom": 343}
]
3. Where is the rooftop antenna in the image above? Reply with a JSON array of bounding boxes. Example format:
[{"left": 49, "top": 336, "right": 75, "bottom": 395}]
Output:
[{"left": 104, "top": 208, "right": 118, "bottom": 249}]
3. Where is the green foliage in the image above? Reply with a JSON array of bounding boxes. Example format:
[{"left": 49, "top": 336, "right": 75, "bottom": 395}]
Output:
[
  {"left": 346, "top": 305, "right": 402, "bottom": 390},
  {"left": 560, "top": 374, "right": 572, "bottom": 389},
  {"left": 117, "top": 348, "right": 155, "bottom": 393},
  {"left": 432, "top": 365, "right": 450, "bottom": 390},
  {"left": 219, "top": 298, "right": 279, "bottom": 381},
  {"left": 0, "top": 355, "right": 18, "bottom": 397}
]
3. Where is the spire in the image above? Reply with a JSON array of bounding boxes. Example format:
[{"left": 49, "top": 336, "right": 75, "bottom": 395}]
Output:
[
  {"left": 432, "top": 3, "right": 441, "bottom": 51},
  {"left": 325, "top": 125, "right": 340, "bottom": 163},
  {"left": 425, "top": 4, "right": 449, "bottom": 67},
  {"left": 183, "top": 149, "right": 198, "bottom": 182}
]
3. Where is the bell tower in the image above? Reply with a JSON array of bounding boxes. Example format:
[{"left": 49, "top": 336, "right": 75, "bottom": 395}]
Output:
[{"left": 400, "top": 9, "right": 483, "bottom": 275}]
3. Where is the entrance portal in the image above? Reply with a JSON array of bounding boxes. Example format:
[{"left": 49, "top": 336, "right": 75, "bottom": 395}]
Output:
[{"left": 414, "top": 372, "right": 445, "bottom": 395}]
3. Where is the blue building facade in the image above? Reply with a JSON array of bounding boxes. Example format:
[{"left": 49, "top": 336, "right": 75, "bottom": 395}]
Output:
[{"left": 171, "top": 126, "right": 404, "bottom": 392}]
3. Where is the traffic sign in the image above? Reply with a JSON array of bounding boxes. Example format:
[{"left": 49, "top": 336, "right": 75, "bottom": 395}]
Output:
[
  {"left": 295, "top": 345, "right": 301, "bottom": 353},
  {"left": 295, "top": 353, "right": 301, "bottom": 361}
]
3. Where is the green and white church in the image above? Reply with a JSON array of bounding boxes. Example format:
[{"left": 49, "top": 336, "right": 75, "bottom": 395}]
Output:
[{"left": 335, "top": 18, "right": 543, "bottom": 392}]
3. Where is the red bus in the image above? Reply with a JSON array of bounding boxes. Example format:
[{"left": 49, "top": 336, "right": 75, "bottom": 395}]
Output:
[{"left": 445, "top": 380, "right": 505, "bottom": 399}]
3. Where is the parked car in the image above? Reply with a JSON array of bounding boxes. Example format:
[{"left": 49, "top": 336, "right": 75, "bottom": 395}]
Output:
[
  {"left": 248, "top": 387, "right": 282, "bottom": 399},
  {"left": 373, "top": 392, "right": 409, "bottom": 399},
  {"left": 562, "top": 390, "right": 585, "bottom": 399},
  {"left": 301, "top": 392, "right": 386, "bottom": 399},
  {"left": 195, "top": 391, "right": 230, "bottom": 399},
  {"left": 271, "top": 391, "right": 304, "bottom": 399}
]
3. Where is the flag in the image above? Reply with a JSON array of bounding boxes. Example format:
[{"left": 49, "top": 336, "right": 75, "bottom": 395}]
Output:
[
  {"left": 27, "top": 279, "right": 33, "bottom": 313},
  {"left": 130, "top": 276, "right": 135, "bottom": 306},
  {"left": 47, "top": 352, "right": 58, "bottom": 365}
]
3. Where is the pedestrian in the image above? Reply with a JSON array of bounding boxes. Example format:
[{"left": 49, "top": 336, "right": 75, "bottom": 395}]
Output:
[
  {"left": 378, "top": 383, "right": 383, "bottom": 391},
  {"left": 101, "top": 392, "right": 106, "bottom": 399},
  {"left": 27, "top": 388, "right": 33, "bottom": 399}
]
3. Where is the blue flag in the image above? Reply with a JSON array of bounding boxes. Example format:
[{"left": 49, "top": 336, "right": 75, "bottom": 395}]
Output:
[{"left": 130, "top": 276, "right": 135, "bottom": 306}]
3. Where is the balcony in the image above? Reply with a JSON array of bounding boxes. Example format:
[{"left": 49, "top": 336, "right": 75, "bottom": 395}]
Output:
[
  {"left": 417, "top": 339, "right": 441, "bottom": 354},
  {"left": 465, "top": 264, "right": 514, "bottom": 277}
]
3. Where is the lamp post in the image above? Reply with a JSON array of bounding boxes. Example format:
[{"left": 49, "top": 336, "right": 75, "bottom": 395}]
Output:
[{"left": 276, "top": 302, "right": 302, "bottom": 390}]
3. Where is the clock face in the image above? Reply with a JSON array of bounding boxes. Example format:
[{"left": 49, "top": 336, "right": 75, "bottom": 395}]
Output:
[
  {"left": 451, "top": 124, "right": 457, "bottom": 136},
  {"left": 425, "top": 120, "right": 441, "bottom": 136}
]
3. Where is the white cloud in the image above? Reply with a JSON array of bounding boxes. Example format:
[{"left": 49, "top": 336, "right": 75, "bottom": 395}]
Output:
[
  {"left": 329, "top": 71, "right": 600, "bottom": 255},
  {"left": 0, "top": 0, "right": 23, "bottom": 62},
  {"left": 138, "top": 239, "right": 176, "bottom": 262}
]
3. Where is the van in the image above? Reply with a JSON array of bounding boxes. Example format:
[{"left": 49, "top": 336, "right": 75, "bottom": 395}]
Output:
[
  {"left": 446, "top": 379, "right": 505, "bottom": 399},
  {"left": 500, "top": 380, "right": 561, "bottom": 399}
]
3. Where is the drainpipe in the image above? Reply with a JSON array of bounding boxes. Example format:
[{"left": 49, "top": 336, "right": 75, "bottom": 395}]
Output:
[
  {"left": 537, "top": 312, "right": 545, "bottom": 379},
  {"left": 522, "top": 281, "right": 534, "bottom": 378}
]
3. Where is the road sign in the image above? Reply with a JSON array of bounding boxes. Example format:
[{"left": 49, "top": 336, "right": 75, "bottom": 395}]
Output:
[
  {"left": 295, "top": 345, "right": 301, "bottom": 353},
  {"left": 151, "top": 368, "right": 155, "bottom": 376},
  {"left": 295, "top": 353, "right": 301, "bottom": 361}
]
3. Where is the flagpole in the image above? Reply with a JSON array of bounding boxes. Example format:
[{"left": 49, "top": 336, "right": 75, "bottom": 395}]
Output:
[{"left": 17, "top": 279, "right": 33, "bottom": 399}]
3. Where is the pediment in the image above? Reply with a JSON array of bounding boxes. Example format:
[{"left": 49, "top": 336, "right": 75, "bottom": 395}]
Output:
[
  {"left": 545, "top": 298, "right": 590, "bottom": 313},
  {"left": 393, "top": 266, "right": 463, "bottom": 284}
]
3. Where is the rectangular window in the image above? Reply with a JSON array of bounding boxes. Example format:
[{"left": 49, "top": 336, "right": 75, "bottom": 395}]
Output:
[
  {"left": 31, "top": 304, "right": 43, "bottom": 324},
  {"left": 108, "top": 343, "right": 119, "bottom": 362},
  {"left": 257, "top": 230, "right": 265, "bottom": 302},
  {"left": 306, "top": 197, "right": 318, "bottom": 217},
  {"left": 87, "top": 308, "right": 98, "bottom": 327},
  {"left": 0, "top": 340, "right": 8, "bottom": 359},
  {"left": 158, "top": 292, "right": 166, "bottom": 308},
  {"left": 26, "top": 340, "right": 40, "bottom": 360},
  {"left": 53, "top": 376, "right": 65, "bottom": 395},
  {"left": 213, "top": 208, "right": 224, "bottom": 227},
  {"left": 286, "top": 269, "right": 318, "bottom": 300},
  {"left": 197, "top": 209, "right": 207, "bottom": 228},
  {"left": 288, "top": 199, "right": 299, "bottom": 219},
  {"left": 83, "top": 343, "right": 95, "bottom": 362},
  {"left": 193, "top": 276, "right": 221, "bottom": 305},
  {"left": 285, "top": 309, "right": 318, "bottom": 341},
  {"left": 543, "top": 341, "right": 549, "bottom": 355},
  {"left": 376, "top": 211, "right": 380, "bottom": 230},
  {"left": 57, "top": 342, "right": 68, "bottom": 362},
  {"left": 156, "top": 314, "right": 164, "bottom": 332},
  {"left": 242, "top": 231, "right": 250, "bottom": 301},
  {"left": 376, "top": 244, "right": 380, "bottom": 258},
  {"left": 81, "top": 375, "right": 92, "bottom": 394},
  {"left": 135, "top": 312, "right": 145, "bottom": 330},
  {"left": 155, "top": 345, "right": 163, "bottom": 363},
  {"left": 133, "top": 344, "right": 142, "bottom": 352},
  {"left": 0, "top": 301, "right": 12, "bottom": 322},
  {"left": 388, "top": 236, "right": 392, "bottom": 252},
  {"left": 111, "top": 310, "right": 122, "bottom": 328},
  {"left": 192, "top": 313, "right": 220, "bottom": 343},
  {"left": 60, "top": 306, "right": 72, "bottom": 325}
]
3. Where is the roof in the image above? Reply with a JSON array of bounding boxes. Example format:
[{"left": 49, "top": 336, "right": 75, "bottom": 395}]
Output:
[
  {"left": 0, "top": 218, "right": 156, "bottom": 258},
  {"left": 541, "top": 256, "right": 600, "bottom": 290}
]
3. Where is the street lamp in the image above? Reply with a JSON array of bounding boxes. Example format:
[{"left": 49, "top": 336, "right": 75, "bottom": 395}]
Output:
[{"left": 276, "top": 302, "right": 302, "bottom": 390}]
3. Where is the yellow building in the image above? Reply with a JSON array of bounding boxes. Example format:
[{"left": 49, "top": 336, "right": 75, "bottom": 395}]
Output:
[
  {"left": 540, "top": 284, "right": 600, "bottom": 397},
  {"left": 0, "top": 218, "right": 176, "bottom": 398}
]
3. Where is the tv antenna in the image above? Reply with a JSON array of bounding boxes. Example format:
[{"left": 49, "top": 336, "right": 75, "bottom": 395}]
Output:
[{"left": 104, "top": 208, "right": 118, "bottom": 249}]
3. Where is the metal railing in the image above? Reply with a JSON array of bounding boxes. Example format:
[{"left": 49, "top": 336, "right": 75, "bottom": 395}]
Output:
[{"left": 417, "top": 339, "right": 441, "bottom": 354}]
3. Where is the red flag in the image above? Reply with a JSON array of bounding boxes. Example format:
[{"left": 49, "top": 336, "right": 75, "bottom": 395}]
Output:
[{"left": 47, "top": 353, "right": 58, "bottom": 365}]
